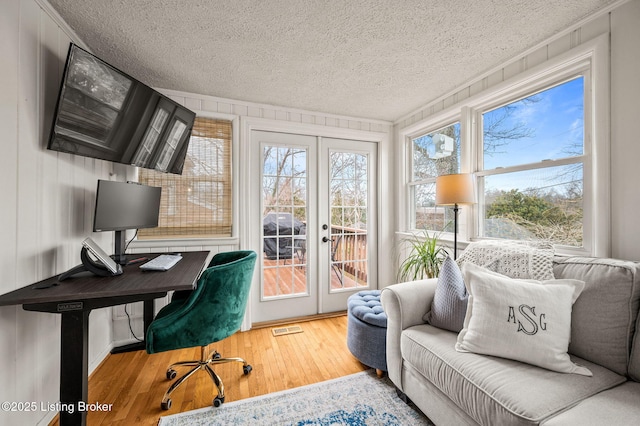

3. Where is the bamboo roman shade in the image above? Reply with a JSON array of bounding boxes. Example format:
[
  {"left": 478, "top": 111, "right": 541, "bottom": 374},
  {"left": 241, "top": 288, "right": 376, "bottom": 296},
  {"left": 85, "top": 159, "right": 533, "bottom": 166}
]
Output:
[{"left": 138, "top": 117, "right": 232, "bottom": 239}]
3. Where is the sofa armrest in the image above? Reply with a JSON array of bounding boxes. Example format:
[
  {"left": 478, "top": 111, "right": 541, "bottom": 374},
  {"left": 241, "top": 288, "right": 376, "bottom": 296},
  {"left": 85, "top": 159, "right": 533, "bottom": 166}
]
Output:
[{"left": 381, "top": 279, "right": 437, "bottom": 390}]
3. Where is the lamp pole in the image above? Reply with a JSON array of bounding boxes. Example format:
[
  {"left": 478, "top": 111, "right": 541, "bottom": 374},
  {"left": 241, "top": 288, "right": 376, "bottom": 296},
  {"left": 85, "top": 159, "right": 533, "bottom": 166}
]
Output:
[{"left": 453, "top": 203, "right": 459, "bottom": 260}]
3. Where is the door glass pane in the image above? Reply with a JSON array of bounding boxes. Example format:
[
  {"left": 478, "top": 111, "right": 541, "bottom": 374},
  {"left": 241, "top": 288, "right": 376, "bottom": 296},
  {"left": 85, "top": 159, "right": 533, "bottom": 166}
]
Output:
[
  {"left": 329, "top": 151, "right": 369, "bottom": 292},
  {"left": 261, "top": 146, "right": 308, "bottom": 299}
]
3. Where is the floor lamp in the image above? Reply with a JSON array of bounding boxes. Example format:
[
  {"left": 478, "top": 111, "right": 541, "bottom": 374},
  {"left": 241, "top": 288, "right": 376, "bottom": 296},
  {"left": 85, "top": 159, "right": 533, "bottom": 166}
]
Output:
[{"left": 436, "top": 173, "right": 476, "bottom": 260}]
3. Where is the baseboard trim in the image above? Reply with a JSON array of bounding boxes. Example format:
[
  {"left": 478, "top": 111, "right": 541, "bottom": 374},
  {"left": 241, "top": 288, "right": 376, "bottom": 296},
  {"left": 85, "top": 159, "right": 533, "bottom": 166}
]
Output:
[{"left": 252, "top": 311, "right": 347, "bottom": 329}]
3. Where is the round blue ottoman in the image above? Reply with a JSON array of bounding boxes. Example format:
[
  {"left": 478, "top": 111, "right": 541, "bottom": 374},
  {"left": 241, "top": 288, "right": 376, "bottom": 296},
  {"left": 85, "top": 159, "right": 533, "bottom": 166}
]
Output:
[{"left": 347, "top": 290, "right": 387, "bottom": 375}]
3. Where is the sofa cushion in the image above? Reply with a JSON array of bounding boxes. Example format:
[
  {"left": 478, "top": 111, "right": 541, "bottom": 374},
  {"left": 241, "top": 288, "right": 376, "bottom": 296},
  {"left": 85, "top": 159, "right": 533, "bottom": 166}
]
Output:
[
  {"left": 402, "top": 324, "right": 626, "bottom": 426},
  {"left": 553, "top": 256, "right": 640, "bottom": 376},
  {"left": 425, "top": 256, "right": 468, "bottom": 332},
  {"left": 457, "top": 240, "right": 555, "bottom": 281},
  {"left": 541, "top": 382, "right": 640, "bottom": 426},
  {"left": 629, "top": 312, "right": 640, "bottom": 381},
  {"left": 456, "top": 262, "right": 590, "bottom": 376}
]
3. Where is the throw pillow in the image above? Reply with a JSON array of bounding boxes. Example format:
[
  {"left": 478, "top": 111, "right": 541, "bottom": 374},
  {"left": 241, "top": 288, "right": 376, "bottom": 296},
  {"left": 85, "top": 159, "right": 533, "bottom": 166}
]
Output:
[
  {"left": 425, "top": 256, "right": 468, "bottom": 332},
  {"left": 457, "top": 240, "right": 555, "bottom": 281},
  {"left": 456, "top": 262, "right": 592, "bottom": 376}
]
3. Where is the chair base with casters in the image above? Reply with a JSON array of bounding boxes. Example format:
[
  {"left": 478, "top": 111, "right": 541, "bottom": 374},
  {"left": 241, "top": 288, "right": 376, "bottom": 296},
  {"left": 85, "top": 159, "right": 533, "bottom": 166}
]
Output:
[
  {"left": 160, "top": 345, "right": 252, "bottom": 410},
  {"left": 145, "top": 250, "right": 258, "bottom": 411}
]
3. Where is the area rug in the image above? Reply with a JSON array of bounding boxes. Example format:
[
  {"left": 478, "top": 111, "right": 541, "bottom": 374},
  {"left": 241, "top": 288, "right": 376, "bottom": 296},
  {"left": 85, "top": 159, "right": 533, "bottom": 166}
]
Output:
[{"left": 157, "top": 369, "right": 431, "bottom": 425}]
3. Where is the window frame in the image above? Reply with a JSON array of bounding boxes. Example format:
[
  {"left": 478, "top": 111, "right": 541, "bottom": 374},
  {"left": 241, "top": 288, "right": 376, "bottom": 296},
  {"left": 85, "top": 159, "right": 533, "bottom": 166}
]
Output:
[{"left": 400, "top": 34, "right": 609, "bottom": 257}]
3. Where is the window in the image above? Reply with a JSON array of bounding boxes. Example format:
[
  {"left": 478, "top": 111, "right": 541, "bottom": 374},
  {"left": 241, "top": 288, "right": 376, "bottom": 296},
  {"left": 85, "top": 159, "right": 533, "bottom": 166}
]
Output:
[
  {"left": 138, "top": 117, "right": 232, "bottom": 239},
  {"left": 409, "top": 122, "right": 460, "bottom": 231},
  {"left": 478, "top": 77, "right": 585, "bottom": 247},
  {"left": 403, "top": 35, "right": 609, "bottom": 255}
]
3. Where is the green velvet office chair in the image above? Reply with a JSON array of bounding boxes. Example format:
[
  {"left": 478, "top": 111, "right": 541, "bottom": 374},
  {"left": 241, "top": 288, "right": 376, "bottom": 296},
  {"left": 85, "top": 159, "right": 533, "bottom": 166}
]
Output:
[{"left": 146, "top": 250, "right": 257, "bottom": 410}]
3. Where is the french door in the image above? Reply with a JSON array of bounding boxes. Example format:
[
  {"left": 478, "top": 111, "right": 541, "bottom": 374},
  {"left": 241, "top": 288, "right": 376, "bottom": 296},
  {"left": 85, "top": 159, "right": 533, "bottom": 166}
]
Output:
[{"left": 251, "top": 131, "right": 377, "bottom": 323}]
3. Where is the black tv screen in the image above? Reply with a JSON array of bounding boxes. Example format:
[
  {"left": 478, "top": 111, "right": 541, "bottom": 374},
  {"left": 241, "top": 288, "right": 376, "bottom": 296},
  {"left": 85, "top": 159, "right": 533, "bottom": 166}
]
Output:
[
  {"left": 93, "top": 180, "right": 161, "bottom": 232},
  {"left": 47, "top": 43, "right": 196, "bottom": 174}
]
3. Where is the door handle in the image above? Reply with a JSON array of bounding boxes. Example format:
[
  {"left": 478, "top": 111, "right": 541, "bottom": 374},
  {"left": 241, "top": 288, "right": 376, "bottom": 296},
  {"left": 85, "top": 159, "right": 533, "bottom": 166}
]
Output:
[{"left": 322, "top": 236, "right": 333, "bottom": 243}]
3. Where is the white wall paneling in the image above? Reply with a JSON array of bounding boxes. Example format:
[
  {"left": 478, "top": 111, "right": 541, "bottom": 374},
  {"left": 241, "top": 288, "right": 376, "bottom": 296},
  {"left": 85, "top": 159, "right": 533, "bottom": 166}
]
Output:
[
  {"left": 0, "top": 0, "right": 20, "bottom": 423},
  {"left": 610, "top": 0, "right": 640, "bottom": 260},
  {"left": 1, "top": 1, "right": 112, "bottom": 424}
]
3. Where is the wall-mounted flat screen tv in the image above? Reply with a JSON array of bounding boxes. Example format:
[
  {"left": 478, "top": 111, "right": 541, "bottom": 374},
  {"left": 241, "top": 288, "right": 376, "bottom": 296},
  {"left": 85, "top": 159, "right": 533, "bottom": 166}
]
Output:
[{"left": 47, "top": 43, "right": 196, "bottom": 174}]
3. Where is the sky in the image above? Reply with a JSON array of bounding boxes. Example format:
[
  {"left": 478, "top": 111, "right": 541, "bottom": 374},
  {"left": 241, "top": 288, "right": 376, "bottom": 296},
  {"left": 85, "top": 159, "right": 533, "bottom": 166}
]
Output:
[{"left": 482, "top": 76, "right": 584, "bottom": 194}]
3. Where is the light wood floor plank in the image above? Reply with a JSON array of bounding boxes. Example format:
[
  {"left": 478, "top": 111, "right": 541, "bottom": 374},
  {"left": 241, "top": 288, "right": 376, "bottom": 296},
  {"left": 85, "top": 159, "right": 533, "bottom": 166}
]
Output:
[{"left": 48, "top": 315, "right": 367, "bottom": 426}]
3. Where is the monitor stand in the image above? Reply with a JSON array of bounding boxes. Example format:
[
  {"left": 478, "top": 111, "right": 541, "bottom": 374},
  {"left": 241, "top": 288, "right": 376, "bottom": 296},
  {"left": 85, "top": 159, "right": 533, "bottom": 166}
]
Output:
[{"left": 113, "top": 230, "right": 128, "bottom": 265}]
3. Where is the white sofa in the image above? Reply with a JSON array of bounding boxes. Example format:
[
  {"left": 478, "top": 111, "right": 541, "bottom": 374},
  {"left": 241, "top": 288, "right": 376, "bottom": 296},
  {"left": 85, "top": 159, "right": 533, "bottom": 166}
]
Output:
[{"left": 381, "top": 255, "right": 640, "bottom": 425}]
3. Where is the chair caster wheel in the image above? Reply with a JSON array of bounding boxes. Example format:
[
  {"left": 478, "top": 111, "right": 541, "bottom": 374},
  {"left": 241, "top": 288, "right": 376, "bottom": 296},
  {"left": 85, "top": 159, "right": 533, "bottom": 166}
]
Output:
[
  {"left": 243, "top": 364, "right": 253, "bottom": 375},
  {"left": 166, "top": 369, "right": 177, "bottom": 380},
  {"left": 161, "top": 399, "right": 172, "bottom": 410},
  {"left": 213, "top": 352, "right": 221, "bottom": 360},
  {"left": 213, "top": 396, "right": 225, "bottom": 407}
]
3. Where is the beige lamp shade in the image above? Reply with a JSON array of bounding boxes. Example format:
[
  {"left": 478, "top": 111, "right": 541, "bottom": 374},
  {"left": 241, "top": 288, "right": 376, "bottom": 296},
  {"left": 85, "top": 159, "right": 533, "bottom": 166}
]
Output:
[{"left": 435, "top": 173, "right": 476, "bottom": 205}]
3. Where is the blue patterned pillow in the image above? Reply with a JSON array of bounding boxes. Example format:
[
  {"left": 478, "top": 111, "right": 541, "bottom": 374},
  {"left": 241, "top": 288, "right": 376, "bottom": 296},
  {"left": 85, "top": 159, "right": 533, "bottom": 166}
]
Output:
[{"left": 425, "top": 256, "right": 468, "bottom": 332}]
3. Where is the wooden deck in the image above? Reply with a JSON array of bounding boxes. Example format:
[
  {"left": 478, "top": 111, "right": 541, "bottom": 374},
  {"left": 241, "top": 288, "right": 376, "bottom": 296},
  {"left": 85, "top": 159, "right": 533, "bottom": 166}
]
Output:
[{"left": 262, "top": 258, "right": 366, "bottom": 297}]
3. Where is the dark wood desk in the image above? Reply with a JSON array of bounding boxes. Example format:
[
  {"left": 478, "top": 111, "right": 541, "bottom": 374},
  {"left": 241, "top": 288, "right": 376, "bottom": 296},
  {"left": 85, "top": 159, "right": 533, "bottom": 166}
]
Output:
[{"left": 0, "top": 251, "right": 210, "bottom": 426}]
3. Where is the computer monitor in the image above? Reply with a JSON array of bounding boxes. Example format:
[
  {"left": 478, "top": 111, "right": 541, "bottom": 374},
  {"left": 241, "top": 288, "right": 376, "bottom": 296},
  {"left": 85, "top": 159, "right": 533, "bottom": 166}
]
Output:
[{"left": 93, "top": 179, "right": 162, "bottom": 264}]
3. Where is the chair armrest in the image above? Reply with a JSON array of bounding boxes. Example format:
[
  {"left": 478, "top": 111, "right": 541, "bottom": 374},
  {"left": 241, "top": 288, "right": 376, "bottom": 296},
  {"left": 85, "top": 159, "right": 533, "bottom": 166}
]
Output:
[
  {"left": 381, "top": 279, "right": 437, "bottom": 329},
  {"left": 381, "top": 279, "right": 437, "bottom": 390}
]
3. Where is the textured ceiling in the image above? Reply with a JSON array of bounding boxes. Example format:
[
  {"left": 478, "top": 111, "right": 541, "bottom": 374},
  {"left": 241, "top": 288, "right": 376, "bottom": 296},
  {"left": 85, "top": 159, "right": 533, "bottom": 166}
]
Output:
[{"left": 47, "top": 0, "right": 617, "bottom": 121}]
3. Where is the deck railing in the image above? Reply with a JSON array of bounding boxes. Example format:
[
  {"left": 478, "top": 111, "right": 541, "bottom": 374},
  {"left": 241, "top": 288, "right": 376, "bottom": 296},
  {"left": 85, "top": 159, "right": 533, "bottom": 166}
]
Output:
[{"left": 331, "top": 225, "right": 368, "bottom": 283}]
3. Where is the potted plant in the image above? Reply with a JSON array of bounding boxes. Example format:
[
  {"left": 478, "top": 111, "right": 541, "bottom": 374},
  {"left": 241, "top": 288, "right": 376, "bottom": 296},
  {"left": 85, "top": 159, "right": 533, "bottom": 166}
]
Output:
[{"left": 397, "top": 230, "right": 449, "bottom": 281}]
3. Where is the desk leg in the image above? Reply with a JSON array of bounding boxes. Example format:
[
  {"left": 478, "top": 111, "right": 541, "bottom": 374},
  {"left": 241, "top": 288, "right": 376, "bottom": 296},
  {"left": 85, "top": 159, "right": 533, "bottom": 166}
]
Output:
[
  {"left": 60, "top": 310, "right": 89, "bottom": 426},
  {"left": 143, "top": 298, "right": 154, "bottom": 333}
]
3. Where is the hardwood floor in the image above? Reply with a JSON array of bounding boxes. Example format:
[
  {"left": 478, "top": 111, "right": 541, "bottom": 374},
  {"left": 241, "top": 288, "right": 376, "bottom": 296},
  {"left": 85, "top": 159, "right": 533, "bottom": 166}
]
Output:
[{"left": 50, "top": 315, "right": 367, "bottom": 426}]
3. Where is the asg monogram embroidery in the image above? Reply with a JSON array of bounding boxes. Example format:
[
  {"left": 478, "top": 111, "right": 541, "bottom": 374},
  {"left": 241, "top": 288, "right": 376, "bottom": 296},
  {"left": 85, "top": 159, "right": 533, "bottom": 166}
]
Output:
[{"left": 507, "top": 305, "right": 547, "bottom": 335}]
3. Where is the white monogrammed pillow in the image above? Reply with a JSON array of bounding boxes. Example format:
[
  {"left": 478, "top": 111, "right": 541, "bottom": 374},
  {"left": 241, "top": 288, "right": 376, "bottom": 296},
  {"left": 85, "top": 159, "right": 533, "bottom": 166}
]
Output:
[{"left": 456, "top": 262, "right": 592, "bottom": 376}]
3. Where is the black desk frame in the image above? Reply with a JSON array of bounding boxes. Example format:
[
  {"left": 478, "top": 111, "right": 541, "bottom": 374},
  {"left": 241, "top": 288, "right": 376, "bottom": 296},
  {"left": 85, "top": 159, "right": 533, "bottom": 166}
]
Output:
[
  {"left": 24, "top": 293, "right": 165, "bottom": 425},
  {"left": 0, "top": 251, "right": 210, "bottom": 426}
]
